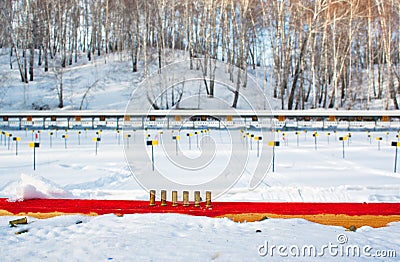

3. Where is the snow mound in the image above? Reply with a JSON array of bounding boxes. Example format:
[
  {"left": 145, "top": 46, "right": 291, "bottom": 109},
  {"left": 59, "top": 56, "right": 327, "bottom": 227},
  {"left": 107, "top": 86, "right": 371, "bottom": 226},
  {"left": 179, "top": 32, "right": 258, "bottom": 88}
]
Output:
[{"left": 8, "top": 174, "right": 73, "bottom": 201}]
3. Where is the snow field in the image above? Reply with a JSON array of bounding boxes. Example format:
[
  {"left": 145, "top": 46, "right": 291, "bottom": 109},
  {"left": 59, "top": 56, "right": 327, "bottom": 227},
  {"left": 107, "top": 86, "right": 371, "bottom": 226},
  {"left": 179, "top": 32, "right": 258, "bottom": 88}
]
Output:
[
  {"left": 0, "top": 128, "right": 399, "bottom": 202},
  {"left": 1, "top": 214, "right": 399, "bottom": 261}
]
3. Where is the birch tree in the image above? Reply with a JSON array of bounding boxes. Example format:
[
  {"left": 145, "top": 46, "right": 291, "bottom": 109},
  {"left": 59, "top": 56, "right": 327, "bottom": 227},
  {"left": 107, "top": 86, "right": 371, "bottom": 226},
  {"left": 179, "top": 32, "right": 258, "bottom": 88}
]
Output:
[{"left": 375, "top": 0, "right": 398, "bottom": 109}]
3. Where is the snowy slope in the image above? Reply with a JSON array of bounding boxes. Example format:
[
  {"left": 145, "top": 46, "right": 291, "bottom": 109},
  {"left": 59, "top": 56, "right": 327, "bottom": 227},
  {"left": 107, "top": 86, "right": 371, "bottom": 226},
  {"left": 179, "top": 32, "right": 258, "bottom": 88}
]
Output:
[{"left": 0, "top": 49, "right": 276, "bottom": 112}]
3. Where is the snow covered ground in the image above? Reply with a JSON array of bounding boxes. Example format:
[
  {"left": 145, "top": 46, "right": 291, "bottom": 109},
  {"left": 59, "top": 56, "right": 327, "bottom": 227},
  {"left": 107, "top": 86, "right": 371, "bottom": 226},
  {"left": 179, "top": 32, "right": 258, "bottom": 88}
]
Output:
[
  {"left": 1, "top": 129, "right": 399, "bottom": 202},
  {"left": 1, "top": 213, "right": 399, "bottom": 261},
  {"left": 0, "top": 128, "right": 399, "bottom": 260}
]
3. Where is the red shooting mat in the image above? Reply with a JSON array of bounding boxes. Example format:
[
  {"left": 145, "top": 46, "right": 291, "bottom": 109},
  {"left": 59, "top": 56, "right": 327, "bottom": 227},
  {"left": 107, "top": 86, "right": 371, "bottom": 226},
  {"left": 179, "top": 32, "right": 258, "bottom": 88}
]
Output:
[{"left": 1, "top": 198, "right": 399, "bottom": 217}]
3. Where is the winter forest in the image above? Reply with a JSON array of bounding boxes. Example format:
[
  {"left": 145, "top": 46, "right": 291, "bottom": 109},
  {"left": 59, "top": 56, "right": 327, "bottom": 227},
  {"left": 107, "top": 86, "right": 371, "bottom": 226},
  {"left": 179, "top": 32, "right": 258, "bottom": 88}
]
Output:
[{"left": 0, "top": 0, "right": 400, "bottom": 110}]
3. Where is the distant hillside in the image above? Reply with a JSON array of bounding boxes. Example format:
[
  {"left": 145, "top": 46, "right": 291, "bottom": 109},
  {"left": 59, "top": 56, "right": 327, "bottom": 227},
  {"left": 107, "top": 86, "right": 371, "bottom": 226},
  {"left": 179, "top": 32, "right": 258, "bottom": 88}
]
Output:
[
  {"left": 0, "top": 48, "right": 397, "bottom": 112},
  {"left": 1, "top": 1, "right": 399, "bottom": 111},
  {"left": 0, "top": 48, "right": 277, "bottom": 111}
]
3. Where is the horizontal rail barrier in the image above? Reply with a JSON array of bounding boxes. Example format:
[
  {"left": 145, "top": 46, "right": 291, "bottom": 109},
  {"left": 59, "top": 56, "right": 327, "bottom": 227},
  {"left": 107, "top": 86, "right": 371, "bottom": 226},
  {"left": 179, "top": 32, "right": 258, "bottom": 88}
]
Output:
[{"left": 1, "top": 110, "right": 400, "bottom": 130}]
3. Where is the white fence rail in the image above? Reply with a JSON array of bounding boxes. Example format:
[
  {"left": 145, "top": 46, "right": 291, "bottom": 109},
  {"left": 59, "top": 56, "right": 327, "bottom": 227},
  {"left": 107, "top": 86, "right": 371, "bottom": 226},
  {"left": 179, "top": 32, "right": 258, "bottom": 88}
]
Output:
[{"left": 1, "top": 110, "right": 400, "bottom": 130}]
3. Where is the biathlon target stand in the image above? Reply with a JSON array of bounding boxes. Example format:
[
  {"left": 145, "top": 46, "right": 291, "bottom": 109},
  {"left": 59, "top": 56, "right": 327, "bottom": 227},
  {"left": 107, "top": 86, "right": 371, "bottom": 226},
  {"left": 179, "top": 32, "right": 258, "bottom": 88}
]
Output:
[
  {"left": 195, "top": 131, "right": 199, "bottom": 147},
  {"left": 125, "top": 134, "right": 131, "bottom": 149},
  {"left": 295, "top": 131, "right": 300, "bottom": 147},
  {"left": 312, "top": 132, "right": 319, "bottom": 150},
  {"left": 376, "top": 137, "right": 382, "bottom": 151},
  {"left": 268, "top": 141, "right": 280, "bottom": 172},
  {"left": 282, "top": 133, "right": 287, "bottom": 146},
  {"left": 172, "top": 135, "right": 180, "bottom": 155},
  {"left": 392, "top": 141, "right": 400, "bottom": 173},
  {"left": 186, "top": 133, "right": 193, "bottom": 150},
  {"left": 29, "top": 142, "right": 40, "bottom": 170},
  {"left": 62, "top": 134, "right": 68, "bottom": 149},
  {"left": 13, "top": 137, "right": 21, "bottom": 156},
  {"left": 250, "top": 134, "right": 255, "bottom": 150},
  {"left": 254, "top": 136, "right": 262, "bottom": 157},
  {"left": 339, "top": 136, "right": 349, "bottom": 159},
  {"left": 49, "top": 132, "right": 54, "bottom": 148},
  {"left": 368, "top": 133, "right": 372, "bottom": 144},
  {"left": 146, "top": 140, "right": 159, "bottom": 171},
  {"left": 7, "top": 133, "right": 12, "bottom": 150},
  {"left": 77, "top": 131, "right": 82, "bottom": 145},
  {"left": 93, "top": 137, "right": 101, "bottom": 155},
  {"left": 347, "top": 133, "right": 352, "bottom": 146},
  {"left": 326, "top": 132, "right": 331, "bottom": 144}
]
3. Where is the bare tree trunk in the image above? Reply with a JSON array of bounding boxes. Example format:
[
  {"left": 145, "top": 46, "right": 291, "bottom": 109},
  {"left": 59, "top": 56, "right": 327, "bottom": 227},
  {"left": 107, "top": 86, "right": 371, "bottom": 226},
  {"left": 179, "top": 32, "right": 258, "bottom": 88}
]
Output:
[
  {"left": 23, "top": 49, "right": 28, "bottom": 83},
  {"left": 288, "top": 35, "right": 308, "bottom": 110},
  {"left": 104, "top": 0, "right": 109, "bottom": 63},
  {"left": 366, "top": 0, "right": 374, "bottom": 109},
  {"left": 9, "top": 47, "right": 13, "bottom": 69},
  {"left": 376, "top": 0, "right": 398, "bottom": 109},
  {"left": 232, "top": 0, "right": 250, "bottom": 108},
  {"left": 29, "top": 46, "right": 34, "bottom": 81},
  {"left": 57, "top": 69, "right": 64, "bottom": 108}
]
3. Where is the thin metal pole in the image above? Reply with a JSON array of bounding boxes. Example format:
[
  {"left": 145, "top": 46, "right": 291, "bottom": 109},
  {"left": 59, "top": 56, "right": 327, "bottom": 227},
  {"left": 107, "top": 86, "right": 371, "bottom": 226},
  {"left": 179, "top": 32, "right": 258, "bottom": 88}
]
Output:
[
  {"left": 33, "top": 147, "right": 36, "bottom": 170},
  {"left": 314, "top": 136, "right": 317, "bottom": 150},
  {"left": 394, "top": 146, "right": 398, "bottom": 173},
  {"left": 152, "top": 145, "right": 155, "bottom": 171},
  {"left": 272, "top": 145, "right": 275, "bottom": 172},
  {"left": 342, "top": 140, "right": 345, "bottom": 159}
]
